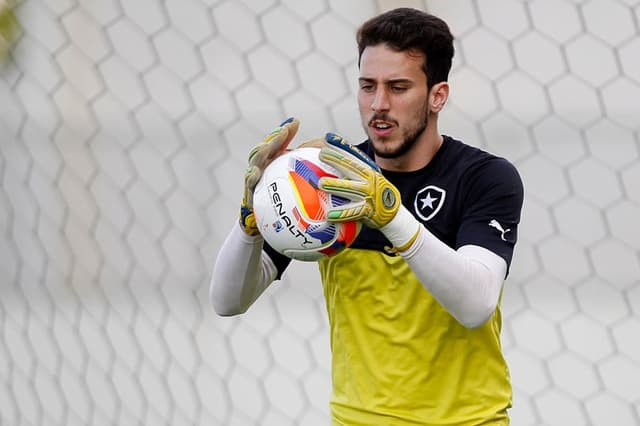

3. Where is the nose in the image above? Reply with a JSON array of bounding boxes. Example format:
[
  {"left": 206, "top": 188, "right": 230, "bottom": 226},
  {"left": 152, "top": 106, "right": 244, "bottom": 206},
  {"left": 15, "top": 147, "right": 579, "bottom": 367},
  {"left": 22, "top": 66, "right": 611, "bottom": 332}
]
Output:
[{"left": 370, "top": 88, "right": 390, "bottom": 112}]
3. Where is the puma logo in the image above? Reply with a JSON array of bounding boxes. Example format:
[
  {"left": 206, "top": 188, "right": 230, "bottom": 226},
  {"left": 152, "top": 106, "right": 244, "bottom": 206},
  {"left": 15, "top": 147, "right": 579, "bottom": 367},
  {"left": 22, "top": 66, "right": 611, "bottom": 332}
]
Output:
[{"left": 489, "top": 219, "right": 510, "bottom": 242}]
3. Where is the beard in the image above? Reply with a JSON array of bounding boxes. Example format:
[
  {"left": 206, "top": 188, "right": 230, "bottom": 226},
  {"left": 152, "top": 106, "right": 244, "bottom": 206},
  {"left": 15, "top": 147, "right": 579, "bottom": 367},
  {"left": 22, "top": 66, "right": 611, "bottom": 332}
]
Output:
[{"left": 364, "top": 98, "right": 430, "bottom": 159}]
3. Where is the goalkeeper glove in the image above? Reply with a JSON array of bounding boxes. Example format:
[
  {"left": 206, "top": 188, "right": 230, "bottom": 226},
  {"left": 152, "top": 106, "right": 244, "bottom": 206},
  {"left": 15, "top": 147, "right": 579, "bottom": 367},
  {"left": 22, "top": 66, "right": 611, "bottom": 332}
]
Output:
[
  {"left": 318, "top": 133, "right": 421, "bottom": 251},
  {"left": 239, "top": 117, "right": 300, "bottom": 235}
]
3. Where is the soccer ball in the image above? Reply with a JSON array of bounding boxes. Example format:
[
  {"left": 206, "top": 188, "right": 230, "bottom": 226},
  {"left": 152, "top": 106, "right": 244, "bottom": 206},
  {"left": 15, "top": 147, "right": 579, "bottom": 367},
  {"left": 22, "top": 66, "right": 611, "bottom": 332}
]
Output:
[{"left": 252, "top": 146, "right": 362, "bottom": 262}]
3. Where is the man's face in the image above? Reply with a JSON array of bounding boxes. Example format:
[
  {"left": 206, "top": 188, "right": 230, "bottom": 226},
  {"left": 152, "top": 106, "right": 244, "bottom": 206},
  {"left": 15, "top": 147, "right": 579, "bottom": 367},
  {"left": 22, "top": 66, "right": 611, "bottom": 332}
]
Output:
[{"left": 358, "top": 43, "right": 430, "bottom": 159}]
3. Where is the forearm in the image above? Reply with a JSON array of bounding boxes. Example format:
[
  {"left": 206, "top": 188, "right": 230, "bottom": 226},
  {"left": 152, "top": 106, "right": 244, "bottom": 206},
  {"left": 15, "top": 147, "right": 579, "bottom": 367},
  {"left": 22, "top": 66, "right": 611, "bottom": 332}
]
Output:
[
  {"left": 381, "top": 207, "right": 506, "bottom": 328},
  {"left": 210, "top": 222, "right": 278, "bottom": 316}
]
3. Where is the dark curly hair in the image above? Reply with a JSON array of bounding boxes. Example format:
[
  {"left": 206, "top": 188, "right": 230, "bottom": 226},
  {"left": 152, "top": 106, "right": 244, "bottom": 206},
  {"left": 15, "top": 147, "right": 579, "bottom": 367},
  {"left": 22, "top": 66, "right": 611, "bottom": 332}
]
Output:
[{"left": 356, "top": 8, "right": 454, "bottom": 89}]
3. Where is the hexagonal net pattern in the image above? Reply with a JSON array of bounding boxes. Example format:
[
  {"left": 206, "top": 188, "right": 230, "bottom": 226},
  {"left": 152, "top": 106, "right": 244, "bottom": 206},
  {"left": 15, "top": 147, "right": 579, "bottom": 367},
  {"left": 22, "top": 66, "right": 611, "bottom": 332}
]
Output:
[{"left": 0, "top": 0, "right": 639, "bottom": 425}]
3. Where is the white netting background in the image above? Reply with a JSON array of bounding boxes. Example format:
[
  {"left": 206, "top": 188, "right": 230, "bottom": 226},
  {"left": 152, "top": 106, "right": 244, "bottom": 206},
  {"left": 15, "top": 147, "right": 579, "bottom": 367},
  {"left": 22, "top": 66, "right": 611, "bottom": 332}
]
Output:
[{"left": 0, "top": 0, "right": 639, "bottom": 425}]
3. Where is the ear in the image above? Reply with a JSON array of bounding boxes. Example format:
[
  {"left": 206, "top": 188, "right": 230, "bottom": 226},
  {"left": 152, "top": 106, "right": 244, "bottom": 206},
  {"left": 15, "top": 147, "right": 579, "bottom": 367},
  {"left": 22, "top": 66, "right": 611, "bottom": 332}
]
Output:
[{"left": 429, "top": 82, "right": 449, "bottom": 113}]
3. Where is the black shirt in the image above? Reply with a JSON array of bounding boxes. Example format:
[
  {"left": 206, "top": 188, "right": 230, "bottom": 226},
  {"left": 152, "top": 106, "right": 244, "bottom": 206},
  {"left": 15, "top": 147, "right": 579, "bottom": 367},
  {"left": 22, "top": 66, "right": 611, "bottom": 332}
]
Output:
[{"left": 266, "top": 135, "right": 524, "bottom": 275}]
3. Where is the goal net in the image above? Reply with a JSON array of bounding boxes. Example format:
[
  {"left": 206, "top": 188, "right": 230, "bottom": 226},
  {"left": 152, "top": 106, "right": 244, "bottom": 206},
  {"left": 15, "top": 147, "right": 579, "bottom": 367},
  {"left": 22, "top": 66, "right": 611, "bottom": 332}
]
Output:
[{"left": 1, "top": 0, "right": 639, "bottom": 425}]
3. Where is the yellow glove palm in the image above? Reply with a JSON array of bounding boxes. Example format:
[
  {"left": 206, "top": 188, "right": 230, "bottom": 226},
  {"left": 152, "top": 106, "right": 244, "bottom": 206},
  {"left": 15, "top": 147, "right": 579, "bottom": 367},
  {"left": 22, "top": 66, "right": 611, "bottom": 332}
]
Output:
[
  {"left": 318, "top": 133, "right": 400, "bottom": 229},
  {"left": 240, "top": 117, "right": 300, "bottom": 235}
]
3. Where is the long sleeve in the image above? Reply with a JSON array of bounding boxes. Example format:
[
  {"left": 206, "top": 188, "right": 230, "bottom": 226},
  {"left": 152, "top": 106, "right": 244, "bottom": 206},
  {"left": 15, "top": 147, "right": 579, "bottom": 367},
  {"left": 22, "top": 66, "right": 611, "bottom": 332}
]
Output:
[
  {"left": 210, "top": 222, "right": 279, "bottom": 316},
  {"left": 400, "top": 225, "right": 507, "bottom": 328}
]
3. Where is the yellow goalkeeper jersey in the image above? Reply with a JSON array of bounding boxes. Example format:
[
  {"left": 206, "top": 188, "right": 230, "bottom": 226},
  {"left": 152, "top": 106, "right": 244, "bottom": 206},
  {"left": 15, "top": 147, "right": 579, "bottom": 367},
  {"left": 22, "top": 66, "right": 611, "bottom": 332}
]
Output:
[
  {"left": 264, "top": 136, "right": 523, "bottom": 425},
  {"left": 319, "top": 249, "right": 511, "bottom": 426}
]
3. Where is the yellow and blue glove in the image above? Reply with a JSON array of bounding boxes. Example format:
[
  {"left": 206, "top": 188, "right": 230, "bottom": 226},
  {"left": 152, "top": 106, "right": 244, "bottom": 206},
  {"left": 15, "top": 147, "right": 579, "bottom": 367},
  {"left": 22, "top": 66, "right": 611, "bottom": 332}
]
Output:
[
  {"left": 318, "top": 133, "right": 421, "bottom": 252},
  {"left": 318, "top": 133, "right": 400, "bottom": 229},
  {"left": 239, "top": 117, "right": 300, "bottom": 236}
]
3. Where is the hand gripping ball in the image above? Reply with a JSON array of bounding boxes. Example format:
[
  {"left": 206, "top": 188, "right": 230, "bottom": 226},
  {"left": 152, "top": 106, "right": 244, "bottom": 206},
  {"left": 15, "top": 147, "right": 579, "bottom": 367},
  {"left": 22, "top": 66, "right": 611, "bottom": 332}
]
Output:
[{"left": 252, "top": 147, "right": 361, "bottom": 261}]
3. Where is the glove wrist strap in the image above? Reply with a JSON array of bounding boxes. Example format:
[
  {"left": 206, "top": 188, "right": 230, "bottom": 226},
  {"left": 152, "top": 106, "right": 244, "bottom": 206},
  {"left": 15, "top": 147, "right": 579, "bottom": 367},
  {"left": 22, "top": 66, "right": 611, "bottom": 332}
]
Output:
[
  {"left": 380, "top": 205, "right": 421, "bottom": 252},
  {"left": 239, "top": 206, "right": 260, "bottom": 236}
]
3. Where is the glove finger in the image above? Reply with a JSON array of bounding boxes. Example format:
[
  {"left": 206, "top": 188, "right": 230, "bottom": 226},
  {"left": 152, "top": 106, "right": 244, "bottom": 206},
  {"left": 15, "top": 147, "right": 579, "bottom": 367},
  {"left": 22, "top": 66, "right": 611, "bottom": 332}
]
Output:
[
  {"left": 317, "top": 175, "right": 370, "bottom": 222},
  {"left": 249, "top": 117, "right": 300, "bottom": 168},
  {"left": 318, "top": 176, "right": 368, "bottom": 198},
  {"left": 325, "top": 132, "right": 380, "bottom": 172},
  {"left": 261, "top": 117, "right": 300, "bottom": 162},
  {"left": 296, "top": 137, "right": 326, "bottom": 150},
  {"left": 249, "top": 127, "right": 287, "bottom": 168},
  {"left": 326, "top": 203, "right": 370, "bottom": 223},
  {"left": 243, "top": 165, "right": 262, "bottom": 208},
  {"left": 279, "top": 117, "right": 300, "bottom": 150},
  {"left": 319, "top": 145, "right": 371, "bottom": 181}
]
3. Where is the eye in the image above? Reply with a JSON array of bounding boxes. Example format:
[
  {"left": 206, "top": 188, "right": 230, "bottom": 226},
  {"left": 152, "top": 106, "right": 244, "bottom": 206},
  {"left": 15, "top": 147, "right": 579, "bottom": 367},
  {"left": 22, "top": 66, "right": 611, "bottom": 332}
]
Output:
[
  {"left": 360, "top": 84, "right": 375, "bottom": 92},
  {"left": 391, "top": 86, "right": 408, "bottom": 93}
]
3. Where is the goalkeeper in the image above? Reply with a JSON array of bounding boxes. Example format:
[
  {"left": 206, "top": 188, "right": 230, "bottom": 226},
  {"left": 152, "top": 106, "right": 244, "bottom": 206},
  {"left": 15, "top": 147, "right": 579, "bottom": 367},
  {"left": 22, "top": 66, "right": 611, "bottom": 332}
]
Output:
[{"left": 211, "top": 8, "right": 524, "bottom": 426}]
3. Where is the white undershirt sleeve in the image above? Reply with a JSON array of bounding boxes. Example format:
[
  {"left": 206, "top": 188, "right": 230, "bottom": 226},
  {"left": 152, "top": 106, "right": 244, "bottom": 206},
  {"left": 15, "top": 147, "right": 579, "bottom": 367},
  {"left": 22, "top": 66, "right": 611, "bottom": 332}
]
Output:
[
  {"left": 400, "top": 226, "right": 508, "bottom": 328},
  {"left": 211, "top": 212, "right": 507, "bottom": 326},
  {"left": 210, "top": 222, "right": 279, "bottom": 316}
]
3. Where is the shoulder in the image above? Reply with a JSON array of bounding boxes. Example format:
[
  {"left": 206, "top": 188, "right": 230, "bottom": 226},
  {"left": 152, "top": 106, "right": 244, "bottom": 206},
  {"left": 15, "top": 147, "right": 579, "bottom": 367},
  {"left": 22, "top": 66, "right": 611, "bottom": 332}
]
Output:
[
  {"left": 444, "top": 136, "right": 523, "bottom": 193},
  {"left": 443, "top": 136, "right": 503, "bottom": 168}
]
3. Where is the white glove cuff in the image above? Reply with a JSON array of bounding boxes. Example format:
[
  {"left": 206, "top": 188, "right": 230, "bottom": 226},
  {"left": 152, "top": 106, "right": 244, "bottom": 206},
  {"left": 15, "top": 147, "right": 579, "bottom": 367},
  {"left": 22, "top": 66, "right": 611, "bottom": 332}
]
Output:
[{"left": 380, "top": 205, "right": 421, "bottom": 250}]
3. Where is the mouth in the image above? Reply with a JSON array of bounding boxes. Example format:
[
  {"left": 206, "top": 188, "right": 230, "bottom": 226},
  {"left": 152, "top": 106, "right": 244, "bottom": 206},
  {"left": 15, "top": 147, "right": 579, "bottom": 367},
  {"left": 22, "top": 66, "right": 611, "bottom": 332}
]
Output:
[{"left": 369, "top": 119, "right": 395, "bottom": 137}]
